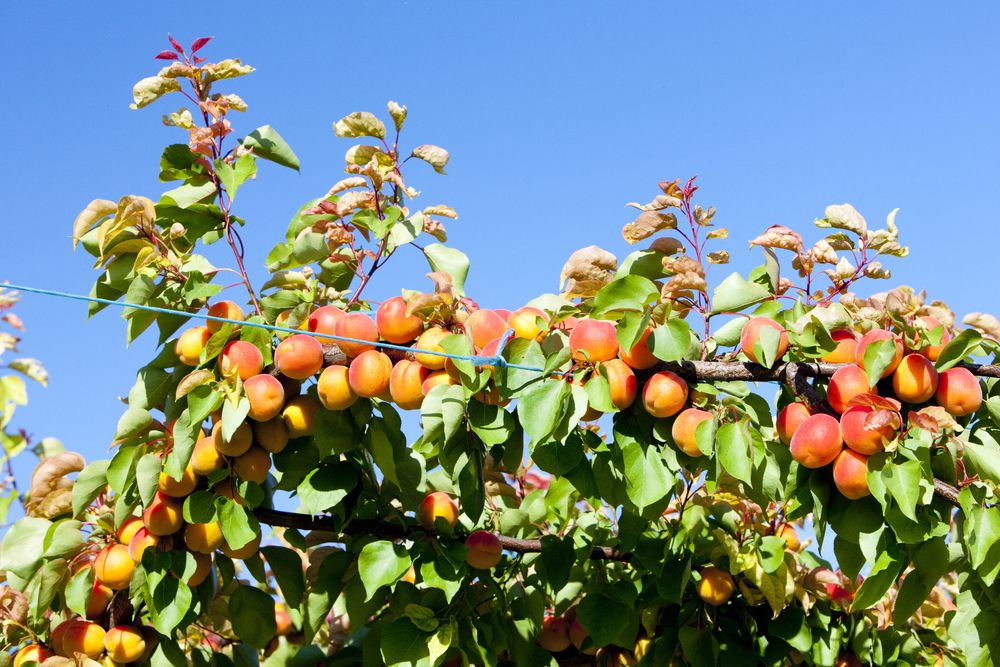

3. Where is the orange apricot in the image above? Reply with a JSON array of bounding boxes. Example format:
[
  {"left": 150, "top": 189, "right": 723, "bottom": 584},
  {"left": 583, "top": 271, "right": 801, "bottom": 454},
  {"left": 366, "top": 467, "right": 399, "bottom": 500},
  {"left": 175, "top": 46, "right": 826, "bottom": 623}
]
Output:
[
  {"left": 184, "top": 521, "right": 225, "bottom": 554},
  {"left": 142, "top": 492, "right": 183, "bottom": 536},
  {"left": 789, "top": 414, "right": 842, "bottom": 468},
  {"left": 892, "top": 354, "right": 938, "bottom": 403},
  {"left": 222, "top": 531, "right": 262, "bottom": 560},
  {"left": 776, "top": 402, "right": 811, "bottom": 446},
  {"left": 821, "top": 329, "right": 858, "bottom": 364},
  {"left": 348, "top": 350, "right": 393, "bottom": 398},
  {"left": 282, "top": 394, "right": 321, "bottom": 437},
  {"left": 641, "top": 371, "right": 689, "bottom": 418},
  {"left": 417, "top": 491, "right": 459, "bottom": 531},
  {"left": 212, "top": 420, "right": 253, "bottom": 457},
  {"left": 333, "top": 313, "right": 379, "bottom": 357},
  {"left": 59, "top": 620, "right": 106, "bottom": 659},
  {"left": 569, "top": 319, "right": 619, "bottom": 363},
  {"left": 158, "top": 463, "right": 198, "bottom": 498},
  {"left": 220, "top": 341, "right": 264, "bottom": 381},
  {"left": 465, "top": 530, "right": 502, "bottom": 569},
  {"left": 935, "top": 367, "right": 983, "bottom": 417},
  {"left": 274, "top": 333, "right": 325, "bottom": 380},
  {"left": 413, "top": 327, "right": 452, "bottom": 370},
  {"left": 206, "top": 300, "right": 244, "bottom": 333},
  {"left": 233, "top": 447, "right": 271, "bottom": 484},
  {"left": 619, "top": 327, "right": 658, "bottom": 370},
  {"left": 855, "top": 329, "right": 903, "bottom": 378},
  {"left": 832, "top": 449, "right": 870, "bottom": 499},
  {"left": 917, "top": 315, "right": 951, "bottom": 361},
  {"left": 104, "top": 625, "right": 146, "bottom": 663},
  {"left": 465, "top": 309, "right": 508, "bottom": 351},
  {"left": 671, "top": 408, "right": 712, "bottom": 457},
  {"left": 422, "top": 369, "right": 458, "bottom": 395},
  {"left": 740, "top": 317, "right": 789, "bottom": 366},
  {"left": 116, "top": 516, "right": 143, "bottom": 546},
  {"left": 317, "top": 365, "right": 358, "bottom": 411},
  {"left": 175, "top": 326, "right": 211, "bottom": 366},
  {"left": 86, "top": 580, "right": 114, "bottom": 619},
  {"left": 536, "top": 616, "right": 572, "bottom": 653},
  {"left": 376, "top": 296, "right": 424, "bottom": 344},
  {"left": 306, "top": 305, "right": 346, "bottom": 344},
  {"left": 776, "top": 524, "right": 801, "bottom": 551},
  {"left": 507, "top": 306, "right": 550, "bottom": 341},
  {"left": 827, "top": 364, "right": 874, "bottom": 414},
  {"left": 127, "top": 527, "right": 158, "bottom": 562},
  {"left": 190, "top": 436, "right": 225, "bottom": 475},
  {"left": 253, "top": 418, "right": 290, "bottom": 454},
  {"left": 697, "top": 566, "right": 735, "bottom": 606},
  {"left": 840, "top": 405, "right": 895, "bottom": 455},
  {"left": 13, "top": 644, "right": 53, "bottom": 667},
  {"left": 389, "top": 360, "right": 430, "bottom": 410},
  {"left": 244, "top": 374, "right": 286, "bottom": 422},
  {"left": 601, "top": 359, "right": 637, "bottom": 410}
]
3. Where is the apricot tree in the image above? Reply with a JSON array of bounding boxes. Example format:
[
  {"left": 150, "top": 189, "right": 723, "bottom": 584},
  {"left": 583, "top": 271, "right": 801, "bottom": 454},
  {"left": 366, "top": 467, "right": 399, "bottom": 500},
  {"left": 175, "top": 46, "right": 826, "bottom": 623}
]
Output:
[{"left": 2, "top": 36, "right": 1000, "bottom": 667}]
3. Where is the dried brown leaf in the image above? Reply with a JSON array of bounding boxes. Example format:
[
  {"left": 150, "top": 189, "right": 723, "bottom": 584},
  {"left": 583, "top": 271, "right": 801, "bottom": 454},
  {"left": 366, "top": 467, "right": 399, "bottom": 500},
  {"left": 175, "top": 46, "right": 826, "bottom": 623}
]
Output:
[
  {"left": 622, "top": 211, "right": 678, "bottom": 244},
  {"left": 25, "top": 452, "right": 85, "bottom": 518},
  {"left": 963, "top": 312, "right": 1000, "bottom": 340},
  {"left": 648, "top": 237, "right": 685, "bottom": 256},
  {"left": 560, "top": 246, "right": 618, "bottom": 298},
  {"left": 749, "top": 225, "right": 804, "bottom": 253}
]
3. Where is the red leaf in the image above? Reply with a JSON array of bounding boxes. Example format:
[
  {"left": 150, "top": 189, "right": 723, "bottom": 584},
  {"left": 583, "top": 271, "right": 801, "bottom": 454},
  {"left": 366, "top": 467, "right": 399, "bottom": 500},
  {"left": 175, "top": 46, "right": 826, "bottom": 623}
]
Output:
[
  {"left": 154, "top": 50, "right": 179, "bottom": 60},
  {"left": 167, "top": 33, "right": 184, "bottom": 54},
  {"left": 191, "top": 36, "right": 213, "bottom": 53}
]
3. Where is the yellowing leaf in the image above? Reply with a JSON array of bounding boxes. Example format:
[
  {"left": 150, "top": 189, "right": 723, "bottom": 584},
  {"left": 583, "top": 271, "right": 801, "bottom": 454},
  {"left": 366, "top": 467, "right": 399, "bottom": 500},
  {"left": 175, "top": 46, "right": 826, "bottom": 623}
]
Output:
[
  {"left": 8, "top": 358, "right": 48, "bottom": 387},
  {"left": 963, "top": 312, "right": 1000, "bottom": 340},
  {"left": 334, "top": 111, "right": 387, "bottom": 140},
  {"left": 201, "top": 59, "right": 255, "bottom": 83},
  {"left": 560, "top": 246, "right": 618, "bottom": 298},
  {"left": 423, "top": 205, "right": 457, "bottom": 220},
  {"left": 72, "top": 199, "right": 117, "bottom": 249},
  {"left": 326, "top": 177, "right": 367, "bottom": 196},
  {"left": 749, "top": 225, "right": 803, "bottom": 253},
  {"left": 387, "top": 101, "right": 407, "bottom": 131},
  {"left": 817, "top": 203, "right": 867, "bottom": 236},
  {"left": 130, "top": 76, "right": 182, "bottom": 109},
  {"left": 411, "top": 145, "right": 450, "bottom": 174},
  {"left": 622, "top": 211, "right": 678, "bottom": 244},
  {"left": 707, "top": 250, "right": 730, "bottom": 265}
]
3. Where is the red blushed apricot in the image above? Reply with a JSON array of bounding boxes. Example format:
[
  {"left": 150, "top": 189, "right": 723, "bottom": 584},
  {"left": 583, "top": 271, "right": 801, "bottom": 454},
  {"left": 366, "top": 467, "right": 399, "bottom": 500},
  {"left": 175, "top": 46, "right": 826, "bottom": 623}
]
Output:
[
  {"left": 253, "top": 418, "right": 290, "bottom": 454},
  {"left": 86, "top": 580, "right": 114, "bottom": 619},
  {"left": 917, "top": 315, "right": 951, "bottom": 361},
  {"left": 127, "top": 527, "right": 158, "bottom": 561},
  {"left": 619, "top": 327, "right": 658, "bottom": 370},
  {"left": 892, "top": 354, "right": 938, "bottom": 404},
  {"left": 206, "top": 300, "right": 245, "bottom": 333},
  {"left": 414, "top": 327, "right": 452, "bottom": 370},
  {"left": 282, "top": 394, "right": 321, "bottom": 437},
  {"left": 191, "top": 436, "right": 225, "bottom": 475},
  {"left": 465, "top": 309, "right": 508, "bottom": 350},
  {"left": 935, "top": 367, "right": 983, "bottom": 417},
  {"left": 671, "top": 408, "right": 712, "bottom": 457},
  {"left": 212, "top": 420, "right": 253, "bottom": 457},
  {"left": 222, "top": 531, "right": 261, "bottom": 560},
  {"left": 219, "top": 341, "right": 264, "bottom": 381},
  {"left": 776, "top": 402, "right": 811, "bottom": 445},
  {"left": 840, "top": 405, "right": 895, "bottom": 455},
  {"left": 274, "top": 333, "right": 325, "bottom": 380},
  {"left": 13, "top": 644, "right": 53, "bottom": 667},
  {"left": 832, "top": 449, "right": 871, "bottom": 499},
  {"left": 116, "top": 516, "right": 143, "bottom": 546},
  {"left": 348, "top": 350, "right": 393, "bottom": 398},
  {"left": 776, "top": 524, "right": 801, "bottom": 551},
  {"left": 333, "top": 313, "right": 379, "bottom": 357},
  {"left": 789, "top": 414, "right": 843, "bottom": 468},
  {"left": 389, "top": 360, "right": 430, "bottom": 410},
  {"left": 536, "top": 616, "right": 572, "bottom": 653},
  {"left": 855, "top": 329, "right": 904, "bottom": 378},
  {"left": 696, "top": 566, "right": 735, "bottom": 606},
  {"left": 601, "top": 359, "right": 637, "bottom": 410},
  {"left": 376, "top": 296, "right": 424, "bottom": 344},
  {"left": 821, "top": 329, "right": 859, "bottom": 364},
  {"left": 422, "top": 370, "right": 458, "bottom": 395},
  {"left": 245, "top": 374, "right": 286, "bottom": 422},
  {"left": 827, "top": 364, "right": 874, "bottom": 414},
  {"left": 465, "top": 530, "right": 502, "bottom": 569},
  {"left": 94, "top": 545, "right": 135, "bottom": 590},
  {"left": 175, "top": 326, "right": 212, "bottom": 366},
  {"left": 184, "top": 522, "right": 225, "bottom": 554},
  {"left": 158, "top": 464, "right": 198, "bottom": 498},
  {"left": 508, "top": 306, "right": 550, "bottom": 341},
  {"left": 143, "top": 492, "right": 183, "bottom": 536},
  {"left": 233, "top": 447, "right": 271, "bottom": 484},
  {"left": 104, "top": 625, "right": 146, "bottom": 663},
  {"left": 307, "top": 305, "right": 346, "bottom": 344},
  {"left": 317, "top": 365, "right": 358, "bottom": 411},
  {"left": 59, "top": 621, "right": 106, "bottom": 659},
  {"left": 740, "top": 317, "right": 789, "bottom": 366},
  {"left": 274, "top": 603, "right": 293, "bottom": 636},
  {"left": 50, "top": 620, "right": 74, "bottom": 656},
  {"left": 417, "top": 491, "right": 459, "bottom": 531},
  {"left": 641, "top": 371, "right": 689, "bottom": 418},
  {"left": 569, "top": 319, "right": 619, "bottom": 363}
]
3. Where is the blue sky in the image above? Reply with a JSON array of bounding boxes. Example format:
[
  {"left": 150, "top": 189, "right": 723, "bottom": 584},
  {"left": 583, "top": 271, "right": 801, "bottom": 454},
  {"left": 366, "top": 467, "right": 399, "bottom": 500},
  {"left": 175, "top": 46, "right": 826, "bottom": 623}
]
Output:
[{"left": 2, "top": 2, "right": 999, "bottom": 544}]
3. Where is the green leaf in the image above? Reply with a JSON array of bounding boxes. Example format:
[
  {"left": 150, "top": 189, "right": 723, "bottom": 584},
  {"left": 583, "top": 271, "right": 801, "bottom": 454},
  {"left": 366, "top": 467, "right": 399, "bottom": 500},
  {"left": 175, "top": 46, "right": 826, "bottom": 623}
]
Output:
[
  {"left": 217, "top": 498, "right": 259, "bottom": 551},
  {"left": 357, "top": 540, "right": 411, "bottom": 601},
  {"left": 517, "top": 379, "right": 570, "bottom": 443},
  {"left": 621, "top": 440, "right": 672, "bottom": 513},
  {"left": 128, "top": 367, "right": 172, "bottom": 411},
  {"left": 577, "top": 593, "right": 634, "bottom": 649},
  {"left": 135, "top": 453, "right": 162, "bottom": 507},
  {"left": 380, "top": 618, "right": 430, "bottom": 666},
  {"left": 537, "top": 535, "right": 575, "bottom": 593},
  {"left": 862, "top": 337, "right": 898, "bottom": 386},
  {"left": 298, "top": 460, "right": 357, "bottom": 514},
  {"left": 936, "top": 328, "right": 983, "bottom": 371},
  {"left": 115, "top": 407, "right": 153, "bottom": 440},
  {"left": 758, "top": 536, "right": 786, "bottom": 574},
  {"left": 711, "top": 272, "right": 771, "bottom": 314},
  {"left": 753, "top": 323, "right": 782, "bottom": 367},
  {"left": 261, "top": 546, "right": 306, "bottom": 608},
  {"left": 649, "top": 319, "right": 693, "bottom": 361},
  {"left": 424, "top": 244, "right": 470, "bottom": 295},
  {"left": 0, "top": 518, "right": 51, "bottom": 579},
  {"left": 243, "top": 125, "right": 301, "bottom": 171},
  {"left": 161, "top": 180, "right": 217, "bottom": 209},
  {"left": 879, "top": 459, "right": 932, "bottom": 522},
  {"left": 221, "top": 396, "right": 251, "bottom": 443},
  {"left": 717, "top": 421, "right": 753, "bottom": 484},
  {"left": 72, "top": 460, "right": 110, "bottom": 516},
  {"left": 64, "top": 566, "right": 93, "bottom": 618},
  {"left": 215, "top": 154, "right": 257, "bottom": 199},
  {"left": 851, "top": 546, "right": 906, "bottom": 610},
  {"left": 229, "top": 585, "right": 277, "bottom": 649},
  {"left": 590, "top": 275, "right": 658, "bottom": 317}
]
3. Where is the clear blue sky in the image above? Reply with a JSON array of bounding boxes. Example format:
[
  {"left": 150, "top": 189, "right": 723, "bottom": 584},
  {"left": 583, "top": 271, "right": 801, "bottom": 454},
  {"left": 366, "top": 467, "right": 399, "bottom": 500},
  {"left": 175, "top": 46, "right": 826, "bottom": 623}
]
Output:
[{"left": 2, "top": 2, "right": 999, "bottom": 511}]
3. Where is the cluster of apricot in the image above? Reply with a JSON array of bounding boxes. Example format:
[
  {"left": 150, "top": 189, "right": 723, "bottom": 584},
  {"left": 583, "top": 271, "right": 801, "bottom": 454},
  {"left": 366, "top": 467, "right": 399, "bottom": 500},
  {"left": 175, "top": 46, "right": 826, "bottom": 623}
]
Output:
[{"left": 417, "top": 490, "right": 503, "bottom": 570}]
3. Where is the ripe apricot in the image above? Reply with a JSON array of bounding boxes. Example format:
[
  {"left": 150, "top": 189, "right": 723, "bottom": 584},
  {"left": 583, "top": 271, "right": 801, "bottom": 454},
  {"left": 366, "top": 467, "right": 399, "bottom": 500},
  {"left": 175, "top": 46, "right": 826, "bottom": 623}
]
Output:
[
  {"left": 917, "top": 315, "right": 951, "bottom": 361},
  {"left": 892, "top": 354, "right": 938, "bottom": 404},
  {"left": 220, "top": 341, "right": 264, "bottom": 381},
  {"left": 127, "top": 527, "right": 158, "bottom": 562},
  {"left": 60, "top": 620, "right": 106, "bottom": 659},
  {"left": 86, "top": 580, "right": 114, "bottom": 619},
  {"left": 158, "top": 464, "right": 198, "bottom": 498},
  {"left": 184, "top": 521, "right": 224, "bottom": 554},
  {"left": 832, "top": 449, "right": 870, "bottom": 499},
  {"left": 175, "top": 326, "right": 211, "bottom": 366},
  {"left": 253, "top": 418, "right": 290, "bottom": 454},
  {"left": 697, "top": 566, "right": 735, "bottom": 606},
  {"left": 508, "top": 306, "right": 550, "bottom": 341},
  {"left": 826, "top": 364, "right": 874, "bottom": 414},
  {"left": 740, "top": 317, "right": 789, "bottom": 366},
  {"left": 855, "top": 329, "right": 903, "bottom": 379},
  {"left": 402, "top": 564, "right": 417, "bottom": 584},
  {"left": 776, "top": 402, "right": 811, "bottom": 445},
  {"left": 142, "top": 492, "right": 183, "bottom": 536},
  {"left": 389, "top": 360, "right": 430, "bottom": 410},
  {"left": 671, "top": 408, "right": 712, "bottom": 457},
  {"left": 821, "top": 329, "right": 858, "bottom": 364},
  {"left": 206, "top": 300, "right": 244, "bottom": 333},
  {"left": 376, "top": 296, "right": 424, "bottom": 344},
  {"left": 212, "top": 420, "right": 253, "bottom": 457},
  {"left": 422, "top": 369, "right": 458, "bottom": 395},
  {"left": 536, "top": 616, "right": 572, "bottom": 653},
  {"left": 465, "top": 309, "right": 508, "bottom": 350},
  {"left": 50, "top": 619, "right": 74, "bottom": 656},
  {"left": 935, "top": 367, "right": 982, "bottom": 417},
  {"left": 306, "top": 305, "right": 346, "bottom": 344},
  {"left": 222, "top": 531, "right": 261, "bottom": 560},
  {"left": 569, "top": 319, "right": 619, "bottom": 363},
  {"left": 348, "top": 350, "right": 393, "bottom": 398},
  {"left": 465, "top": 530, "right": 502, "bottom": 569},
  {"left": 417, "top": 491, "right": 459, "bottom": 531},
  {"left": 601, "top": 359, "right": 637, "bottom": 410},
  {"left": 789, "top": 414, "right": 842, "bottom": 468},
  {"left": 13, "top": 644, "right": 53, "bottom": 667},
  {"left": 184, "top": 552, "right": 213, "bottom": 587},
  {"left": 333, "top": 313, "right": 379, "bottom": 357},
  {"left": 191, "top": 436, "right": 225, "bottom": 475},
  {"left": 317, "top": 365, "right": 358, "bottom": 411},
  {"left": 619, "top": 327, "right": 658, "bottom": 370},
  {"left": 233, "top": 446, "right": 271, "bottom": 484},
  {"left": 274, "top": 333, "right": 325, "bottom": 380},
  {"left": 282, "top": 394, "right": 321, "bottom": 437},
  {"left": 213, "top": 480, "right": 246, "bottom": 507},
  {"left": 641, "top": 371, "right": 689, "bottom": 418},
  {"left": 776, "top": 524, "right": 801, "bottom": 551},
  {"left": 840, "top": 405, "right": 895, "bottom": 455},
  {"left": 116, "top": 516, "right": 143, "bottom": 546},
  {"left": 104, "top": 625, "right": 146, "bottom": 663},
  {"left": 274, "top": 602, "right": 293, "bottom": 636},
  {"left": 413, "top": 327, "right": 452, "bottom": 370},
  {"left": 244, "top": 374, "right": 286, "bottom": 422}
]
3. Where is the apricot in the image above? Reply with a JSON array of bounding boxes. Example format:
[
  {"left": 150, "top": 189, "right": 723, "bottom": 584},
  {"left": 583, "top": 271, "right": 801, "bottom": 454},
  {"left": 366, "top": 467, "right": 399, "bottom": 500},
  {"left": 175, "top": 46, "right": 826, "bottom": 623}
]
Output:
[
  {"left": 220, "top": 341, "right": 264, "bottom": 381},
  {"left": 274, "top": 333, "right": 325, "bottom": 380},
  {"left": 422, "top": 369, "right": 458, "bottom": 395},
  {"left": 696, "top": 566, "right": 735, "bottom": 606},
  {"left": 158, "top": 464, "right": 198, "bottom": 497},
  {"left": 855, "top": 329, "right": 903, "bottom": 379},
  {"left": 184, "top": 521, "right": 224, "bottom": 554},
  {"left": 821, "top": 329, "right": 858, "bottom": 364},
  {"left": 13, "top": 645, "right": 53, "bottom": 667},
  {"left": 317, "top": 365, "right": 358, "bottom": 411},
  {"left": 935, "top": 367, "right": 982, "bottom": 417},
  {"left": 536, "top": 616, "right": 572, "bottom": 653},
  {"left": 670, "top": 407, "right": 712, "bottom": 457},
  {"left": 892, "top": 354, "right": 938, "bottom": 404},
  {"left": 275, "top": 602, "right": 293, "bottom": 636},
  {"left": 402, "top": 564, "right": 417, "bottom": 584},
  {"left": 233, "top": 447, "right": 271, "bottom": 484},
  {"left": 376, "top": 296, "right": 424, "bottom": 344},
  {"left": 389, "top": 360, "right": 430, "bottom": 410},
  {"left": 417, "top": 491, "right": 459, "bottom": 531},
  {"left": 253, "top": 418, "right": 290, "bottom": 454},
  {"left": 569, "top": 318, "right": 619, "bottom": 363},
  {"left": 213, "top": 479, "right": 246, "bottom": 507},
  {"left": 465, "top": 309, "right": 508, "bottom": 350},
  {"left": 94, "top": 544, "right": 135, "bottom": 590},
  {"left": 210, "top": 420, "right": 252, "bottom": 458},
  {"left": 104, "top": 625, "right": 146, "bottom": 663},
  {"left": 776, "top": 402, "right": 811, "bottom": 445},
  {"left": 826, "top": 364, "right": 874, "bottom": 414},
  {"left": 601, "top": 359, "right": 637, "bottom": 410},
  {"left": 840, "top": 405, "right": 895, "bottom": 455},
  {"left": 222, "top": 531, "right": 261, "bottom": 560},
  {"left": 116, "top": 516, "right": 143, "bottom": 546},
  {"left": 60, "top": 620, "right": 106, "bottom": 659},
  {"left": 465, "top": 530, "right": 502, "bottom": 569},
  {"left": 306, "top": 304, "right": 346, "bottom": 344},
  {"left": 86, "top": 580, "right": 114, "bottom": 619},
  {"left": 127, "top": 527, "right": 158, "bottom": 561},
  {"left": 175, "top": 326, "right": 211, "bottom": 366},
  {"left": 206, "top": 300, "right": 244, "bottom": 333},
  {"left": 50, "top": 619, "right": 74, "bottom": 656},
  {"left": 244, "top": 374, "right": 286, "bottom": 422},
  {"left": 333, "top": 313, "right": 379, "bottom": 357},
  {"left": 191, "top": 436, "right": 225, "bottom": 475},
  {"left": 567, "top": 608, "right": 593, "bottom": 654},
  {"left": 413, "top": 327, "right": 452, "bottom": 370},
  {"left": 184, "top": 552, "right": 213, "bottom": 587},
  {"left": 917, "top": 315, "right": 951, "bottom": 361},
  {"left": 740, "top": 317, "right": 789, "bottom": 366},
  {"left": 832, "top": 449, "right": 870, "bottom": 499},
  {"left": 789, "top": 414, "right": 843, "bottom": 468},
  {"left": 641, "top": 371, "right": 689, "bottom": 418},
  {"left": 619, "top": 326, "right": 658, "bottom": 370},
  {"left": 282, "top": 394, "right": 321, "bottom": 437},
  {"left": 776, "top": 524, "right": 801, "bottom": 551},
  {"left": 508, "top": 306, "right": 550, "bottom": 341},
  {"left": 348, "top": 350, "right": 393, "bottom": 398},
  {"left": 142, "top": 492, "right": 183, "bottom": 536}
]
